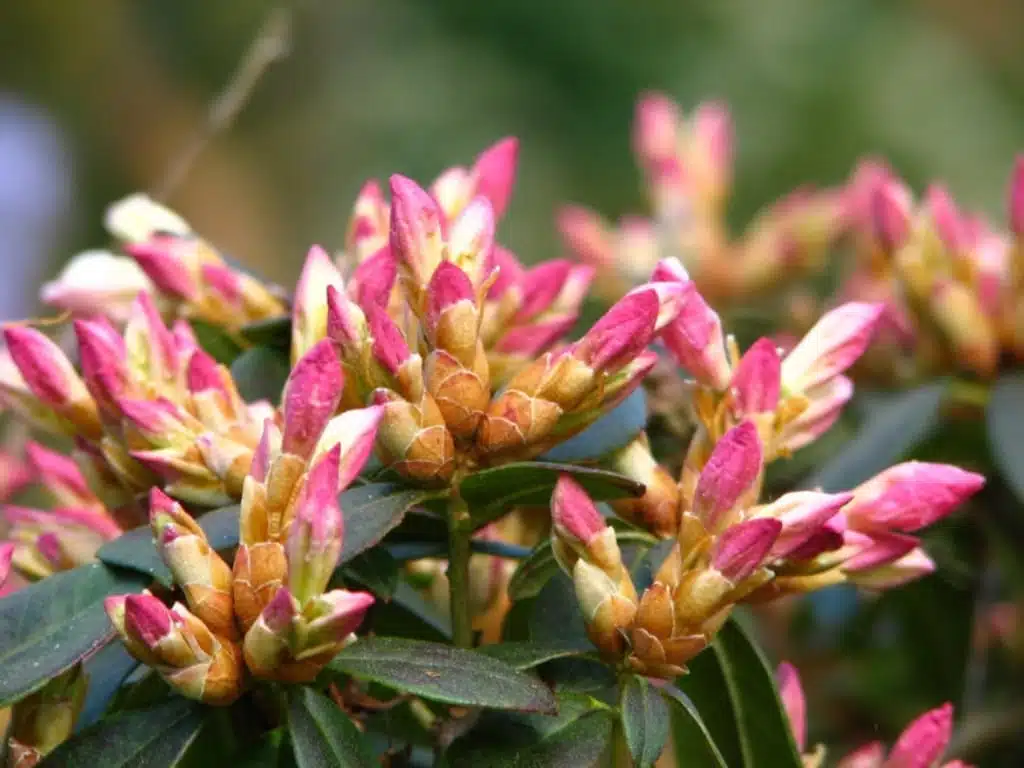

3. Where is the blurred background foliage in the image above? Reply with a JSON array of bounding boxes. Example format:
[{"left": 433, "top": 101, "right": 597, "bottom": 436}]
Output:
[{"left": 2, "top": 0, "right": 1024, "bottom": 763}]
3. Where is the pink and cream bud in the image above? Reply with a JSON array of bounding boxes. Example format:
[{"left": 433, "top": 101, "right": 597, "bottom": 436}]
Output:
[
  {"left": 286, "top": 446, "right": 343, "bottom": 603},
  {"left": 281, "top": 340, "right": 344, "bottom": 460},
  {"left": 692, "top": 421, "right": 763, "bottom": 532},
  {"left": 123, "top": 238, "right": 198, "bottom": 300},
  {"left": 573, "top": 288, "right": 659, "bottom": 372},
  {"left": 313, "top": 405, "right": 384, "bottom": 490},
  {"left": 389, "top": 174, "right": 445, "bottom": 290},
  {"left": 447, "top": 196, "right": 496, "bottom": 285},
  {"left": 74, "top": 317, "right": 131, "bottom": 417},
  {"left": 105, "top": 194, "right": 191, "bottom": 243},
  {"left": 781, "top": 302, "right": 883, "bottom": 393},
  {"left": 711, "top": 518, "right": 782, "bottom": 582},
  {"left": 730, "top": 338, "right": 781, "bottom": 415},
  {"left": 886, "top": 703, "right": 954, "bottom": 768},
  {"left": 471, "top": 137, "right": 518, "bottom": 218},
  {"left": 870, "top": 178, "right": 913, "bottom": 251},
  {"left": 292, "top": 246, "right": 345, "bottom": 361},
  {"left": 41, "top": 250, "right": 154, "bottom": 322}
]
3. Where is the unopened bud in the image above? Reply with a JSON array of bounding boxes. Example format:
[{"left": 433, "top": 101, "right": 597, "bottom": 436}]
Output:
[
  {"left": 573, "top": 559, "right": 637, "bottom": 659},
  {"left": 730, "top": 338, "right": 781, "bottom": 415},
  {"left": 41, "top": 250, "right": 154, "bottom": 322},
  {"left": 692, "top": 421, "right": 762, "bottom": 532},
  {"left": 781, "top": 302, "right": 883, "bottom": 393},
  {"left": 711, "top": 518, "right": 781, "bottom": 582},
  {"left": 286, "top": 446, "right": 343, "bottom": 603},
  {"left": 293, "top": 246, "right": 345, "bottom": 361},
  {"left": 471, "top": 137, "right": 518, "bottom": 219},
  {"left": 373, "top": 389, "right": 454, "bottom": 484},
  {"left": 105, "top": 193, "right": 191, "bottom": 243},
  {"left": 281, "top": 340, "right": 344, "bottom": 460},
  {"left": 390, "top": 174, "right": 445, "bottom": 291},
  {"left": 608, "top": 437, "right": 681, "bottom": 537}
]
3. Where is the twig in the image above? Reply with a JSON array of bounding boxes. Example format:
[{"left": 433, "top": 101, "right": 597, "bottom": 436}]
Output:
[{"left": 150, "top": 7, "right": 293, "bottom": 202}]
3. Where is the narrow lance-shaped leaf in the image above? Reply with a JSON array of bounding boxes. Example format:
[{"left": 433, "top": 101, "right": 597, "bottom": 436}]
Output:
[
  {"left": 327, "top": 637, "right": 557, "bottom": 713},
  {"left": 620, "top": 675, "right": 671, "bottom": 768},
  {"left": 660, "top": 684, "right": 728, "bottom": 768},
  {"left": 0, "top": 563, "right": 149, "bottom": 706},
  {"left": 287, "top": 687, "right": 376, "bottom": 768}
]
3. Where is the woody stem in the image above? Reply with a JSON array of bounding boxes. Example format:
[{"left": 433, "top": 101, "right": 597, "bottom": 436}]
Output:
[{"left": 447, "top": 493, "right": 474, "bottom": 648}]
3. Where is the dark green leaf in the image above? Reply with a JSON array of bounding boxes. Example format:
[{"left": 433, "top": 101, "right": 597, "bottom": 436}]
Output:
[
  {"left": 328, "top": 637, "right": 557, "bottom": 713},
  {"left": 620, "top": 676, "right": 671, "bottom": 768},
  {"left": 287, "top": 687, "right": 376, "bottom": 768},
  {"left": 528, "top": 572, "right": 591, "bottom": 650},
  {"left": 97, "top": 505, "right": 240, "bottom": 586},
  {"left": 462, "top": 462, "right": 644, "bottom": 530},
  {"left": 539, "top": 389, "right": 647, "bottom": 462},
  {"left": 190, "top": 319, "right": 243, "bottom": 365},
  {"left": 239, "top": 316, "right": 291, "bottom": 350},
  {"left": 42, "top": 697, "right": 205, "bottom": 767},
  {"left": 674, "top": 648, "right": 743, "bottom": 767},
  {"left": 231, "top": 346, "right": 291, "bottom": 404},
  {"left": 367, "top": 580, "right": 451, "bottom": 642},
  {"left": 339, "top": 484, "right": 435, "bottom": 564},
  {"left": 660, "top": 685, "right": 728, "bottom": 768},
  {"left": 803, "top": 381, "right": 946, "bottom": 492},
  {"left": 988, "top": 372, "right": 1024, "bottom": 502},
  {"left": 338, "top": 547, "right": 400, "bottom": 599},
  {"left": 446, "top": 710, "right": 613, "bottom": 768},
  {"left": 0, "top": 563, "right": 149, "bottom": 706},
  {"left": 77, "top": 643, "right": 139, "bottom": 729},
  {"left": 236, "top": 729, "right": 293, "bottom": 767},
  {"left": 712, "top": 619, "right": 803, "bottom": 768},
  {"left": 478, "top": 641, "right": 588, "bottom": 670}
]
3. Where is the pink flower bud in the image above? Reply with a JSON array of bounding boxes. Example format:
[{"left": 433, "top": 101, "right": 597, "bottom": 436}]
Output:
[
  {"left": 471, "top": 137, "right": 518, "bottom": 218},
  {"left": 842, "top": 531, "right": 920, "bottom": 573},
  {"left": 171, "top": 320, "right": 198, "bottom": 358},
  {"left": 556, "top": 206, "right": 614, "bottom": 269},
  {"left": 781, "top": 302, "right": 883, "bottom": 392},
  {"left": 777, "top": 375, "right": 854, "bottom": 453},
  {"left": 326, "top": 284, "right": 367, "bottom": 350},
  {"left": 0, "top": 451, "right": 32, "bottom": 501},
  {"left": 389, "top": 174, "right": 444, "bottom": 287},
  {"left": 200, "top": 263, "right": 242, "bottom": 305},
  {"left": 712, "top": 518, "right": 782, "bottom": 582},
  {"left": 41, "top": 250, "right": 154, "bottom": 322},
  {"left": 262, "top": 585, "right": 298, "bottom": 635},
  {"left": 105, "top": 194, "right": 190, "bottom": 243},
  {"left": 3, "top": 327, "right": 85, "bottom": 410},
  {"left": 758, "top": 490, "right": 852, "bottom": 558},
  {"left": 314, "top": 405, "right": 385, "bottom": 490},
  {"left": 487, "top": 246, "right": 525, "bottom": 299},
  {"left": 347, "top": 180, "right": 389, "bottom": 257},
  {"left": 447, "top": 196, "right": 496, "bottom": 283},
  {"left": 776, "top": 662, "right": 806, "bottom": 751},
  {"left": 287, "top": 445, "right": 343, "bottom": 602},
  {"left": 518, "top": 260, "right": 575, "bottom": 320},
  {"left": 552, "top": 474, "right": 606, "bottom": 549},
  {"left": 425, "top": 261, "right": 476, "bottom": 335},
  {"left": 75, "top": 317, "right": 130, "bottom": 415},
  {"left": 186, "top": 349, "right": 227, "bottom": 397},
  {"left": 293, "top": 246, "right": 345, "bottom": 358},
  {"left": 367, "top": 305, "right": 413, "bottom": 376},
  {"left": 692, "top": 101, "right": 733, "bottom": 189},
  {"left": 847, "top": 546, "right": 935, "bottom": 589},
  {"left": 496, "top": 316, "right": 577, "bottom": 357},
  {"left": 574, "top": 288, "right": 659, "bottom": 371},
  {"left": 925, "top": 184, "right": 965, "bottom": 252},
  {"left": 731, "top": 338, "right": 781, "bottom": 415},
  {"left": 887, "top": 703, "right": 953, "bottom": 768},
  {"left": 843, "top": 462, "right": 985, "bottom": 533},
  {"left": 124, "top": 237, "right": 198, "bottom": 299},
  {"left": 693, "top": 421, "right": 763, "bottom": 531},
  {"left": 119, "top": 397, "right": 193, "bottom": 444},
  {"left": 25, "top": 442, "right": 92, "bottom": 506},
  {"left": 281, "top": 340, "right": 344, "bottom": 459},
  {"left": 837, "top": 742, "right": 886, "bottom": 768},
  {"left": 0, "top": 542, "right": 13, "bottom": 588},
  {"left": 633, "top": 92, "right": 681, "bottom": 170},
  {"left": 350, "top": 246, "right": 398, "bottom": 308},
  {"left": 302, "top": 589, "right": 376, "bottom": 647},
  {"left": 250, "top": 419, "right": 279, "bottom": 483},
  {"left": 624, "top": 280, "right": 687, "bottom": 332},
  {"left": 123, "top": 594, "right": 173, "bottom": 649},
  {"left": 1009, "top": 156, "right": 1024, "bottom": 237},
  {"left": 871, "top": 178, "right": 913, "bottom": 251},
  {"left": 654, "top": 259, "right": 732, "bottom": 390}
]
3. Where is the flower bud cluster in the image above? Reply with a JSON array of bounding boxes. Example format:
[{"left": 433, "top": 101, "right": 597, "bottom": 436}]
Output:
[
  {"left": 106, "top": 381, "right": 379, "bottom": 704},
  {"left": 559, "top": 93, "right": 847, "bottom": 306},
  {"left": 838, "top": 158, "right": 1024, "bottom": 380},
  {"left": 43, "top": 194, "right": 285, "bottom": 330},
  {"left": 554, "top": 418, "right": 982, "bottom": 677},
  {"left": 1, "top": 293, "right": 268, "bottom": 505}
]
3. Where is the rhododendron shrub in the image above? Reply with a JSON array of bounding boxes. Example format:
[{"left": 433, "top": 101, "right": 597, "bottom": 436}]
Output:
[{"left": 0, "top": 127, "right": 992, "bottom": 767}]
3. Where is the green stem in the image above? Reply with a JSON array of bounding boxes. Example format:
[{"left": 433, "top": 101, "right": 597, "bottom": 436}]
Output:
[{"left": 447, "top": 494, "right": 474, "bottom": 648}]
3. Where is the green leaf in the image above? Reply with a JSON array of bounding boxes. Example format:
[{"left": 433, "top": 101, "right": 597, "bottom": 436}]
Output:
[
  {"left": 0, "top": 563, "right": 149, "bottom": 706},
  {"left": 368, "top": 580, "right": 451, "bottom": 642},
  {"left": 528, "top": 572, "right": 592, "bottom": 650},
  {"left": 338, "top": 547, "right": 399, "bottom": 599},
  {"left": 42, "top": 697, "right": 205, "bottom": 766},
  {"left": 97, "top": 505, "right": 241, "bottom": 587},
  {"left": 802, "top": 381, "right": 947, "bottom": 492},
  {"left": 674, "top": 646, "right": 743, "bottom": 767},
  {"left": 712, "top": 619, "right": 803, "bottom": 768},
  {"left": 539, "top": 389, "right": 647, "bottom": 462},
  {"left": 988, "top": 372, "right": 1024, "bottom": 502},
  {"left": 328, "top": 637, "right": 557, "bottom": 713},
  {"left": 660, "top": 685, "right": 728, "bottom": 768},
  {"left": 461, "top": 462, "right": 644, "bottom": 530},
  {"left": 77, "top": 643, "right": 139, "bottom": 729},
  {"left": 620, "top": 675, "right": 671, "bottom": 768},
  {"left": 190, "top": 319, "right": 243, "bottom": 365},
  {"left": 287, "top": 687, "right": 376, "bottom": 768},
  {"left": 446, "top": 710, "right": 613, "bottom": 768},
  {"left": 239, "top": 316, "right": 291, "bottom": 350},
  {"left": 231, "top": 346, "right": 291, "bottom": 404},
  {"left": 339, "top": 484, "right": 435, "bottom": 564},
  {"left": 477, "top": 641, "right": 589, "bottom": 670}
]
